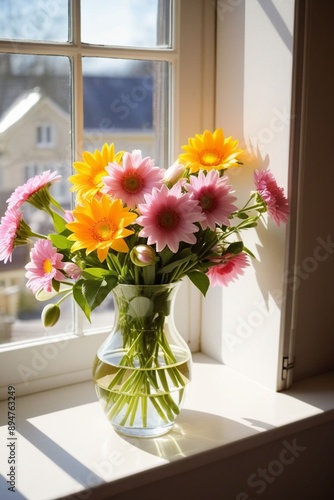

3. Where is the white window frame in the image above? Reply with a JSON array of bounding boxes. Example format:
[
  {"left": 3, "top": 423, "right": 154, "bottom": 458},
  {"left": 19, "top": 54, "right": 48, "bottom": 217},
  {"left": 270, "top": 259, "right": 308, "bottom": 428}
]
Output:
[{"left": 0, "top": 0, "right": 216, "bottom": 400}]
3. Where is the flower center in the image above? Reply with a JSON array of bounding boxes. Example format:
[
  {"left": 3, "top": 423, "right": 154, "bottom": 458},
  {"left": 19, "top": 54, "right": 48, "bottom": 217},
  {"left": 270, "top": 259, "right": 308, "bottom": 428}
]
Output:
[
  {"left": 199, "top": 189, "right": 217, "bottom": 212},
  {"left": 200, "top": 150, "right": 221, "bottom": 166},
  {"left": 92, "top": 218, "right": 117, "bottom": 241},
  {"left": 122, "top": 172, "right": 144, "bottom": 193},
  {"left": 157, "top": 209, "right": 180, "bottom": 230},
  {"left": 43, "top": 258, "right": 53, "bottom": 274}
]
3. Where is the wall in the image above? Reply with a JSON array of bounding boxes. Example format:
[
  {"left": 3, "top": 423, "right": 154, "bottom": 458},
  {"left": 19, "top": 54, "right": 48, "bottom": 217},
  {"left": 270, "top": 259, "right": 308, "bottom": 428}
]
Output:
[{"left": 202, "top": 0, "right": 294, "bottom": 390}]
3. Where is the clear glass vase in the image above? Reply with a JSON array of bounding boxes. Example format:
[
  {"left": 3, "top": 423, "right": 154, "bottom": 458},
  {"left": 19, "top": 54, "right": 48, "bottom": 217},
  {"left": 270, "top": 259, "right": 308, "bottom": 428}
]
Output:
[{"left": 92, "top": 282, "right": 192, "bottom": 438}]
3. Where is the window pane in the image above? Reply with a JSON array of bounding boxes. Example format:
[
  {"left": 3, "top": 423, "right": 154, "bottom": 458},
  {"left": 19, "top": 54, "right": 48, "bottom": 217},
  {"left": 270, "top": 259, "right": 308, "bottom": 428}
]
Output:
[
  {"left": 82, "top": 57, "right": 169, "bottom": 169},
  {"left": 0, "top": 0, "right": 69, "bottom": 42},
  {"left": 0, "top": 54, "right": 72, "bottom": 344},
  {"left": 81, "top": 0, "right": 172, "bottom": 48},
  {"left": 81, "top": 56, "right": 170, "bottom": 331}
]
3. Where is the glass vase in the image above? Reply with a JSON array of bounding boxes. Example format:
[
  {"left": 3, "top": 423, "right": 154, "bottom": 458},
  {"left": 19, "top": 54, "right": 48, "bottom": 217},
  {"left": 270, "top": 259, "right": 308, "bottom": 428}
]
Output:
[{"left": 92, "top": 282, "right": 192, "bottom": 438}]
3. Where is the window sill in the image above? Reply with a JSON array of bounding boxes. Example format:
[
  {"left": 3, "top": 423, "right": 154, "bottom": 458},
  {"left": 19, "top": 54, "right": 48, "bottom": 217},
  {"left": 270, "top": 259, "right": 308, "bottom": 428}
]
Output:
[{"left": 1, "top": 353, "right": 333, "bottom": 500}]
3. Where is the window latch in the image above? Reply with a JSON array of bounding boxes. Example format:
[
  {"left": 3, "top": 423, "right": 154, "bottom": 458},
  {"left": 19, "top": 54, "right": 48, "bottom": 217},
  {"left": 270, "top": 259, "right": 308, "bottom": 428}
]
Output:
[{"left": 282, "top": 356, "right": 295, "bottom": 380}]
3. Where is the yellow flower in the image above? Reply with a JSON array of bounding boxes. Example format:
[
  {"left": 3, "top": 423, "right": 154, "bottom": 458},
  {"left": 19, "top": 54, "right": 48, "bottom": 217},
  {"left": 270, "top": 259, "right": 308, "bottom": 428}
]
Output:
[
  {"left": 66, "top": 195, "right": 137, "bottom": 262},
  {"left": 178, "top": 128, "right": 243, "bottom": 174},
  {"left": 69, "top": 143, "right": 124, "bottom": 201}
]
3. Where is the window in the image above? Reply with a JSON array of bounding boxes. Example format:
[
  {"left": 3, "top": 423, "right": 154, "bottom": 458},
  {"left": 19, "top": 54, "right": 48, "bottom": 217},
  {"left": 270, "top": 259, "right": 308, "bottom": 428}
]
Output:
[
  {"left": 0, "top": 0, "right": 215, "bottom": 399},
  {"left": 36, "top": 124, "right": 54, "bottom": 147}
]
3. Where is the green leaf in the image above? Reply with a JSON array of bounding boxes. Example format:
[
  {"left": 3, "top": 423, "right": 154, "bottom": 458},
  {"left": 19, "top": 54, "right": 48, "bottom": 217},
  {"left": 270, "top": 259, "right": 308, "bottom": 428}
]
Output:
[
  {"left": 240, "top": 221, "right": 258, "bottom": 229},
  {"left": 187, "top": 271, "right": 210, "bottom": 296},
  {"left": 50, "top": 233, "right": 73, "bottom": 250},
  {"left": 52, "top": 212, "right": 67, "bottom": 233},
  {"left": 82, "top": 276, "right": 118, "bottom": 311},
  {"left": 158, "top": 246, "right": 174, "bottom": 266},
  {"left": 226, "top": 241, "right": 244, "bottom": 255},
  {"left": 243, "top": 246, "right": 256, "bottom": 259},
  {"left": 72, "top": 281, "right": 91, "bottom": 321},
  {"left": 82, "top": 268, "right": 117, "bottom": 279},
  {"left": 157, "top": 249, "right": 196, "bottom": 274},
  {"left": 237, "top": 212, "right": 249, "bottom": 220}
]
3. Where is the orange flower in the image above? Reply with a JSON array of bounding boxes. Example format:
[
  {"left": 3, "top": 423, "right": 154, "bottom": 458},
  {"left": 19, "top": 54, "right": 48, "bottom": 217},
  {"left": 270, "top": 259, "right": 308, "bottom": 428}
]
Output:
[{"left": 66, "top": 195, "right": 137, "bottom": 262}]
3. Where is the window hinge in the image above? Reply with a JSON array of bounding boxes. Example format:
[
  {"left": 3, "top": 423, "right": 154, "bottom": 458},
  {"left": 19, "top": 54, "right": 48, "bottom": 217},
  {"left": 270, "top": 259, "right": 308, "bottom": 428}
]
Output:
[{"left": 282, "top": 356, "right": 295, "bottom": 380}]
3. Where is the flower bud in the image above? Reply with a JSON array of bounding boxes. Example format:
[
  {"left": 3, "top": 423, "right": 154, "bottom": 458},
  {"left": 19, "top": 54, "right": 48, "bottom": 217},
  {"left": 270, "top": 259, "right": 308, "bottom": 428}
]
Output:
[
  {"left": 164, "top": 161, "right": 185, "bottom": 185},
  {"left": 64, "top": 262, "right": 82, "bottom": 280},
  {"left": 130, "top": 245, "right": 156, "bottom": 267},
  {"left": 42, "top": 303, "right": 61, "bottom": 328}
]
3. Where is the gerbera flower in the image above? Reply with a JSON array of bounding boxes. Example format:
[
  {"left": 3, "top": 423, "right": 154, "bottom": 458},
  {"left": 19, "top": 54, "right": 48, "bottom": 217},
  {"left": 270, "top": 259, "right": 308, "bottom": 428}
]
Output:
[
  {"left": 66, "top": 195, "right": 137, "bottom": 262},
  {"left": 102, "top": 149, "right": 164, "bottom": 208},
  {"left": 185, "top": 170, "right": 237, "bottom": 230},
  {"left": 254, "top": 169, "right": 289, "bottom": 227},
  {"left": 207, "top": 252, "right": 249, "bottom": 287},
  {"left": 0, "top": 208, "right": 23, "bottom": 263},
  {"left": 25, "top": 239, "right": 66, "bottom": 294},
  {"left": 136, "top": 184, "right": 205, "bottom": 253},
  {"left": 178, "top": 128, "right": 243, "bottom": 174},
  {"left": 69, "top": 143, "right": 124, "bottom": 201},
  {"left": 6, "top": 170, "right": 61, "bottom": 210}
]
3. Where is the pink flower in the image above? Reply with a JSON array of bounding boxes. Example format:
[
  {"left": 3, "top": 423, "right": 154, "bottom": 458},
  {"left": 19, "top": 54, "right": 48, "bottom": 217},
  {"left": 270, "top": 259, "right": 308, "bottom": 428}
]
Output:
[
  {"left": 7, "top": 170, "right": 61, "bottom": 210},
  {"left": 63, "top": 262, "right": 82, "bottom": 280},
  {"left": 185, "top": 170, "right": 237, "bottom": 230},
  {"left": 0, "top": 208, "right": 23, "bottom": 263},
  {"left": 206, "top": 253, "right": 249, "bottom": 286},
  {"left": 102, "top": 150, "right": 164, "bottom": 208},
  {"left": 25, "top": 239, "right": 66, "bottom": 294},
  {"left": 64, "top": 210, "right": 75, "bottom": 223},
  {"left": 137, "top": 184, "right": 205, "bottom": 253},
  {"left": 254, "top": 169, "right": 289, "bottom": 227}
]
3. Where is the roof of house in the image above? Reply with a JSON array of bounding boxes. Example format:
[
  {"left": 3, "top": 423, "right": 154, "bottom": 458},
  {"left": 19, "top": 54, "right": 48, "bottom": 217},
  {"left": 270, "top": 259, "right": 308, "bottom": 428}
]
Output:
[
  {"left": 0, "top": 89, "right": 41, "bottom": 133},
  {"left": 0, "top": 76, "right": 153, "bottom": 132},
  {"left": 83, "top": 76, "right": 153, "bottom": 130}
]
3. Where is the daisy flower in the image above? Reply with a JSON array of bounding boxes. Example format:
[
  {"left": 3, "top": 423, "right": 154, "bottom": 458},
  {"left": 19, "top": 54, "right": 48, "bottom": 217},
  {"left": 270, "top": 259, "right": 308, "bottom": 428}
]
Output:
[
  {"left": 69, "top": 143, "right": 124, "bottom": 201},
  {"left": 25, "top": 239, "right": 66, "bottom": 294},
  {"left": 6, "top": 170, "right": 61, "bottom": 210},
  {"left": 137, "top": 184, "right": 205, "bottom": 253},
  {"left": 254, "top": 169, "right": 289, "bottom": 227},
  {"left": 185, "top": 170, "right": 237, "bottom": 230},
  {"left": 102, "top": 149, "right": 164, "bottom": 208},
  {"left": 0, "top": 208, "right": 24, "bottom": 263},
  {"left": 66, "top": 195, "right": 138, "bottom": 262},
  {"left": 178, "top": 128, "right": 243, "bottom": 174},
  {"left": 207, "top": 252, "right": 249, "bottom": 287}
]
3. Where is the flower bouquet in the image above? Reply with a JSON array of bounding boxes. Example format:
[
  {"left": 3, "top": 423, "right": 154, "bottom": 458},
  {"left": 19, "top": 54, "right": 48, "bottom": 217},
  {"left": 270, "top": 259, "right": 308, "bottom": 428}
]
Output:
[{"left": 0, "top": 128, "right": 289, "bottom": 436}]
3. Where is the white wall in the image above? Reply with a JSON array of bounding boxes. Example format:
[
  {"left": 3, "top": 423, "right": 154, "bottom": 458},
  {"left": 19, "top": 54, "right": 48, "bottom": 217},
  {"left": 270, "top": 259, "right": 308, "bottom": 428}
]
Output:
[{"left": 201, "top": 0, "right": 294, "bottom": 390}]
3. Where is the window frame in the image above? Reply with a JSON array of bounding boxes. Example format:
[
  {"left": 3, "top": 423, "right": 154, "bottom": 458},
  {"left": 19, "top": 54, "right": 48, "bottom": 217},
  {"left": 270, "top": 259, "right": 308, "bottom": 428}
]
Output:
[{"left": 0, "top": 0, "right": 216, "bottom": 400}]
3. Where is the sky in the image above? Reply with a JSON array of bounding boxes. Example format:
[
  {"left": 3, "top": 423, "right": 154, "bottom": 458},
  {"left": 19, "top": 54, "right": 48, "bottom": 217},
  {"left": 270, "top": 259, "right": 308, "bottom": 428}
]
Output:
[{"left": 0, "top": 0, "right": 160, "bottom": 75}]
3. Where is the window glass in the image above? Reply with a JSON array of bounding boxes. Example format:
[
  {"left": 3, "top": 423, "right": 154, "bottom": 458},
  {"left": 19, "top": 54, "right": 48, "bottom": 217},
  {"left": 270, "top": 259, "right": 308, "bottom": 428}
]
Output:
[
  {"left": 0, "top": 54, "right": 71, "bottom": 343},
  {"left": 81, "top": 0, "right": 171, "bottom": 48},
  {"left": 0, "top": 0, "right": 69, "bottom": 42},
  {"left": 81, "top": 56, "right": 169, "bottom": 331},
  {"left": 0, "top": 1, "right": 172, "bottom": 345},
  {"left": 82, "top": 58, "right": 169, "bottom": 170}
]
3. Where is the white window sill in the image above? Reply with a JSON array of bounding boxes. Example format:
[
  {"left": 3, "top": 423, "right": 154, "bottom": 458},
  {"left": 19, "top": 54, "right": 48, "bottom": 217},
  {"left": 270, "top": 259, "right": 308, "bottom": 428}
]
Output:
[{"left": 1, "top": 353, "right": 333, "bottom": 500}]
